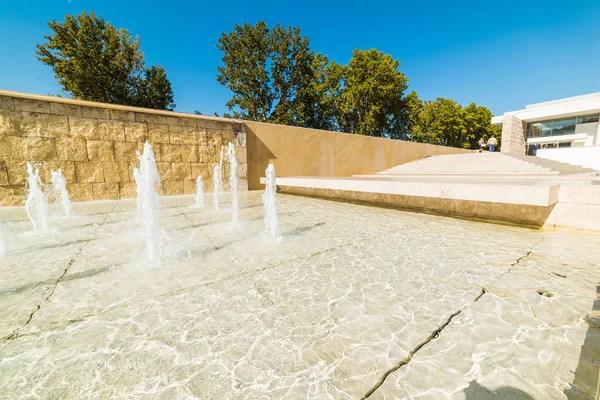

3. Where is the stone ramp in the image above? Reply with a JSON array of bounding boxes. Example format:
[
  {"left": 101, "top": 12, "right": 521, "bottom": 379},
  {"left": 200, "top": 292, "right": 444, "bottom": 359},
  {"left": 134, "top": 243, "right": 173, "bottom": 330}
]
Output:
[
  {"left": 262, "top": 153, "right": 600, "bottom": 230},
  {"left": 375, "top": 152, "right": 595, "bottom": 176}
]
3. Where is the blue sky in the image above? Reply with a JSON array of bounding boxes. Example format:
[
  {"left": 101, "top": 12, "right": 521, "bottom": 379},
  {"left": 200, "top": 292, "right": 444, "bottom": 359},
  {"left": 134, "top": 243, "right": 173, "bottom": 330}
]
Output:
[{"left": 1, "top": 0, "right": 599, "bottom": 116}]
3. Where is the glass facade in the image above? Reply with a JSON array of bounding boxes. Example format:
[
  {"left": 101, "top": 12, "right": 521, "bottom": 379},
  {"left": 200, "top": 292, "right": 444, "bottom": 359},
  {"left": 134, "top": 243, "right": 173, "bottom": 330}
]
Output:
[{"left": 526, "top": 113, "right": 599, "bottom": 138}]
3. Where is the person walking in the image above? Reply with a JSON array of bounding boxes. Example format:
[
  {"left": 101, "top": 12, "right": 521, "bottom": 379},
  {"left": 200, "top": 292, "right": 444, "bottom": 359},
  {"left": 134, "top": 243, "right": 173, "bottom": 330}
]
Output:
[
  {"left": 477, "top": 137, "right": 485, "bottom": 153},
  {"left": 487, "top": 135, "right": 497, "bottom": 152}
]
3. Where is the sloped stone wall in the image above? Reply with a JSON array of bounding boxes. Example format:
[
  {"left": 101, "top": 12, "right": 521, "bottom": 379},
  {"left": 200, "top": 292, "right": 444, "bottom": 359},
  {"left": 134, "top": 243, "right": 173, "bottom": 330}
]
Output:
[{"left": 0, "top": 92, "right": 247, "bottom": 206}]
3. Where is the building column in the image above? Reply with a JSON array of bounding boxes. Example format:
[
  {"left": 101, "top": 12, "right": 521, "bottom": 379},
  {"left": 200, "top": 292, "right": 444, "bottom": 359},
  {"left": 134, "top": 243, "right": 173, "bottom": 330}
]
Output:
[{"left": 500, "top": 114, "right": 526, "bottom": 155}]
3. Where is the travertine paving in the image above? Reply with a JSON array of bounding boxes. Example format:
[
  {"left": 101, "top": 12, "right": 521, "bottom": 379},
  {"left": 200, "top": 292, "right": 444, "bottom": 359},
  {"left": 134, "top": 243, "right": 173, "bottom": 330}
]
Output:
[{"left": 0, "top": 192, "right": 598, "bottom": 399}]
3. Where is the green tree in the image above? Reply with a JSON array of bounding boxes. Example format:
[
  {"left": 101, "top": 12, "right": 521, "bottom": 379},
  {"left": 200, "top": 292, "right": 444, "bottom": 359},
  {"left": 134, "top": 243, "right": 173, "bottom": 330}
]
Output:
[
  {"left": 413, "top": 98, "right": 465, "bottom": 147},
  {"left": 412, "top": 98, "right": 499, "bottom": 149},
  {"left": 36, "top": 11, "right": 175, "bottom": 110},
  {"left": 217, "top": 22, "right": 332, "bottom": 128},
  {"left": 216, "top": 22, "right": 272, "bottom": 121},
  {"left": 394, "top": 90, "right": 423, "bottom": 140},
  {"left": 462, "top": 103, "right": 501, "bottom": 149},
  {"left": 334, "top": 49, "right": 409, "bottom": 137}
]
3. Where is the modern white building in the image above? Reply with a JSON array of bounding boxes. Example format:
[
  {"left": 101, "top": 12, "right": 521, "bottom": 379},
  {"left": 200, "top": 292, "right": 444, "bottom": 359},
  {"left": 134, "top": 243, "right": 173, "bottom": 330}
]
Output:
[{"left": 492, "top": 92, "right": 600, "bottom": 170}]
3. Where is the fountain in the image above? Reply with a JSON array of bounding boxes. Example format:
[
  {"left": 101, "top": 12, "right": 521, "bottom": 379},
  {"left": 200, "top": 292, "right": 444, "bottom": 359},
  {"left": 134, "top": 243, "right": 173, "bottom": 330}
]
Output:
[
  {"left": 226, "top": 142, "right": 239, "bottom": 225},
  {"left": 133, "top": 167, "right": 143, "bottom": 219},
  {"left": 24, "top": 162, "right": 49, "bottom": 232},
  {"left": 213, "top": 165, "right": 222, "bottom": 211},
  {"left": 195, "top": 176, "right": 204, "bottom": 207},
  {"left": 51, "top": 169, "right": 72, "bottom": 217},
  {"left": 262, "top": 164, "right": 280, "bottom": 240},
  {"left": 135, "top": 142, "right": 161, "bottom": 264},
  {"left": 219, "top": 145, "right": 224, "bottom": 191}
]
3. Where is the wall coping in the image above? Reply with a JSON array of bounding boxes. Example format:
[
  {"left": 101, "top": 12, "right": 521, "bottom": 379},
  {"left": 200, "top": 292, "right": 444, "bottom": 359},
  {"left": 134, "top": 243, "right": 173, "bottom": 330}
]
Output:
[{"left": 0, "top": 89, "right": 242, "bottom": 124}]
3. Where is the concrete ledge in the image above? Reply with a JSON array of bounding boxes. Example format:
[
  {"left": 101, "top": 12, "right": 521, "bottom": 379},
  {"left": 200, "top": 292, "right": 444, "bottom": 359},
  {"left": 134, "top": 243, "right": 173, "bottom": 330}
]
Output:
[
  {"left": 264, "top": 177, "right": 560, "bottom": 207},
  {"left": 275, "top": 184, "right": 555, "bottom": 227}
]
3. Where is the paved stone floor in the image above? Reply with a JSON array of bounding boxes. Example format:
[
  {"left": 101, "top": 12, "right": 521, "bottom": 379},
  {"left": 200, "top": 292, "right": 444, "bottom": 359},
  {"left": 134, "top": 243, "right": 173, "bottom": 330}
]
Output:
[{"left": 0, "top": 192, "right": 598, "bottom": 399}]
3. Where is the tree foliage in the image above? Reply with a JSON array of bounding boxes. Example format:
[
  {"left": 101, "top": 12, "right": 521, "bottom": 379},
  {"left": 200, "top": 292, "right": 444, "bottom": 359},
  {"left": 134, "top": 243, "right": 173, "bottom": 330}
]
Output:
[
  {"left": 216, "top": 21, "right": 499, "bottom": 149},
  {"left": 217, "top": 22, "right": 334, "bottom": 128},
  {"left": 335, "top": 49, "right": 409, "bottom": 137},
  {"left": 36, "top": 11, "right": 175, "bottom": 110},
  {"left": 412, "top": 98, "right": 500, "bottom": 149}
]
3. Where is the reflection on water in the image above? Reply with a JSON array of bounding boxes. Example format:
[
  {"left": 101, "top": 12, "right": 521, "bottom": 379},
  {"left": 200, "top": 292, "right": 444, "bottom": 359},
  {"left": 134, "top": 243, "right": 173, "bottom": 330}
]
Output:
[{"left": 0, "top": 192, "right": 598, "bottom": 399}]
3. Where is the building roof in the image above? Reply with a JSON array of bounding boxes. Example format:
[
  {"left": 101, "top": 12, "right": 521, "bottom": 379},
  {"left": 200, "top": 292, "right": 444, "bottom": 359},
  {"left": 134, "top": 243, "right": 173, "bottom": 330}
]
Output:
[{"left": 492, "top": 92, "right": 600, "bottom": 125}]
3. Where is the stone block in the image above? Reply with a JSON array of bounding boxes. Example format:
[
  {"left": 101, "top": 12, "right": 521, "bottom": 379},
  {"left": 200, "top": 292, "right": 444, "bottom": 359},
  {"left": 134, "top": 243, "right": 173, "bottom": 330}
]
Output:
[
  {"left": 41, "top": 161, "right": 76, "bottom": 183},
  {"left": 92, "top": 182, "right": 119, "bottom": 200},
  {"left": 171, "top": 163, "right": 191, "bottom": 180},
  {"left": 199, "top": 146, "right": 215, "bottom": 163},
  {"left": 102, "top": 162, "right": 130, "bottom": 183},
  {"left": 235, "top": 147, "right": 247, "bottom": 163},
  {"left": 39, "top": 113, "right": 69, "bottom": 137},
  {"left": 135, "top": 112, "right": 158, "bottom": 124},
  {"left": 0, "top": 96, "right": 15, "bottom": 110},
  {"left": 190, "top": 163, "right": 203, "bottom": 179},
  {"left": 124, "top": 121, "right": 147, "bottom": 142},
  {"left": 13, "top": 98, "right": 50, "bottom": 113},
  {"left": 237, "top": 178, "right": 248, "bottom": 192},
  {"left": 87, "top": 140, "right": 115, "bottom": 161},
  {"left": 222, "top": 130, "right": 236, "bottom": 144},
  {"left": 161, "top": 180, "right": 184, "bottom": 196},
  {"left": 119, "top": 181, "right": 136, "bottom": 198},
  {"left": 127, "top": 162, "right": 137, "bottom": 181},
  {"left": 203, "top": 176, "right": 214, "bottom": 193},
  {"left": 149, "top": 143, "right": 162, "bottom": 161},
  {"left": 179, "top": 117, "right": 197, "bottom": 128},
  {"left": 19, "top": 112, "right": 41, "bottom": 136},
  {"left": 183, "top": 179, "right": 197, "bottom": 195},
  {"left": 67, "top": 183, "right": 93, "bottom": 202},
  {"left": 147, "top": 123, "right": 170, "bottom": 143},
  {"left": 56, "top": 137, "right": 88, "bottom": 161},
  {"left": 98, "top": 120, "right": 125, "bottom": 141},
  {"left": 0, "top": 135, "right": 24, "bottom": 161},
  {"left": 114, "top": 141, "right": 139, "bottom": 161},
  {"left": 0, "top": 161, "right": 8, "bottom": 185},
  {"left": 6, "top": 160, "right": 28, "bottom": 185},
  {"left": 500, "top": 114, "right": 525, "bottom": 155},
  {"left": 75, "top": 161, "right": 104, "bottom": 183},
  {"left": 169, "top": 125, "right": 187, "bottom": 144},
  {"left": 209, "top": 132, "right": 223, "bottom": 148},
  {"left": 181, "top": 145, "right": 199, "bottom": 163},
  {"left": 0, "top": 185, "right": 26, "bottom": 207},
  {"left": 0, "top": 110, "right": 23, "bottom": 136},
  {"left": 236, "top": 131, "right": 246, "bottom": 147},
  {"left": 49, "top": 102, "right": 82, "bottom": 117},
  {"left": 152, "top": 115, "right": 175, "bottom": 126},
  {"left": 196, "top": 129, "right": 209, "bottom": 146},
  {"left": 161, "top": 144, "right": 181, "bottom": 162},
  {"left": 237, "top": 163, "right": 248, "bottom": 179},
  {"left": 110, "top": 109, "right": 135, "bottom": 122},
  {"left": 82, "top": 106, "right": 110, "bottom": 119},
  {"left": 156, "top": 162, "right": 172, "bottom": 181},
  {"left": 21, "top": 137, "right": 57, "bottom": 161},
  {"left": 69, "top": 117, "right": 99, "bottom": 139}
]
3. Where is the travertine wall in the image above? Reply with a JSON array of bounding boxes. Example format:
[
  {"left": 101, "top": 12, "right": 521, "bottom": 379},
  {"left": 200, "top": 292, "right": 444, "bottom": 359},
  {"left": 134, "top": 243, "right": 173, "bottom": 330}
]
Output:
[
  {"left": 500, "top": 114, "right": 526, "bottom": 155},
  {"left": 245, "top": 121, "right": 472, "bottom": 189},
  {"left": 0, "top": 91, "right": 247, "bottom": 206}
]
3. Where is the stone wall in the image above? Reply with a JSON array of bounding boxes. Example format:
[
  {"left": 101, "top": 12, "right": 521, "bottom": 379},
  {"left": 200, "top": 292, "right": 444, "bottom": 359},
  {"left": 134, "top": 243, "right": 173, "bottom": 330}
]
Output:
[
  {"left": 0, "top": 91, "right": 247, "bottom": 206},
  {"left": 500, "top": 114, "right": 526, "bottom": 155},
  {"left": 245, "top": 121, "right": 472, "bottom": 190}
]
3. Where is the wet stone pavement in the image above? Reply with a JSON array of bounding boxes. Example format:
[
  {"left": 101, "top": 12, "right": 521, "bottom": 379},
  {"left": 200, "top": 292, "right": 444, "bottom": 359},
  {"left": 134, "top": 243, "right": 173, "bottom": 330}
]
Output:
[{"left": 0, "top": 192, "right": 598, "bottom": 399}]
